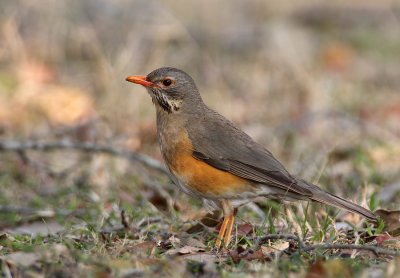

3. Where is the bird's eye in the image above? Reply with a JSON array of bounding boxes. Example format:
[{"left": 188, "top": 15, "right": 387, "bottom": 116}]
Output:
[{"left": 162, "top": 78, "right": 172, "bottom": 86}]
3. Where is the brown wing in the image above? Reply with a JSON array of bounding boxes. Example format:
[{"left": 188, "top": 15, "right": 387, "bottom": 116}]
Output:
[{"left": 187, "top": 108, "right": 313, "bottom": 197}]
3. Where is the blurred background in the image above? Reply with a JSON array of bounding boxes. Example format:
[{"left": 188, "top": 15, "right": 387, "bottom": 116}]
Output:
[
  {"left": 0, "top": 0, "right": 399, "bottom": 274},
  {"left": 1, "top": 0, "right": 399, "bottom": 193}
]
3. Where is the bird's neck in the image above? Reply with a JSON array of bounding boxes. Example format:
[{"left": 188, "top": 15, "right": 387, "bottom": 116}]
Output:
[
  {"left": 155, "top": 99, "right": 206, "bottom": 141},
  {"left": 156, "top": 105, "right": 185, "bottom": 131}
]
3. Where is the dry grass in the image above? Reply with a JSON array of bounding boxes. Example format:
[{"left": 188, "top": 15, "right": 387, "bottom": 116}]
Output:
[{"left": 0, "top": 0, "right": 400, "bottom": 277}]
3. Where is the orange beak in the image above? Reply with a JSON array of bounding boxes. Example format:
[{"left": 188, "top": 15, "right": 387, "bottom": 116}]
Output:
[{"left": 125, "top": 75, "right": 157, "bottom": 88}]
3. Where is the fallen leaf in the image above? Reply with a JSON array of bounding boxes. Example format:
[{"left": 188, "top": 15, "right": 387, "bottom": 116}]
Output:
[
  {"left": 375, "top": 209, "right": 400, "bottom": 236},
  {"left": 178, "top": 245, "right": 204, "bottom": 254},
  {"left": 375, "top": 233, "right": 392, "bottom": 245},
  {"left": 236, "top": 223, "right": 253, "bottom": 236},
  {"left": 260, "top": 240, "right": 290, "bottom": 255},
  {"left": 166, "top": 245, "right": 204, "bottom": 255},
  {"left": 375, "top": 234, "right": 400, "bottom": 249}
]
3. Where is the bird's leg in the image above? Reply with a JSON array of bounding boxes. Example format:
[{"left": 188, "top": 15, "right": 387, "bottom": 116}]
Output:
[
  {"left": 215, "top": 216, "right": 229, "bottom": 249},
  {"left": 214, "top": 200, "right": 234, "bottom": 249},
  {"left": 223, "top": 214, "right": 234, "bottom": 248},
  {"left": 223, "top": 208, "right": 238, "bottom": 248}
]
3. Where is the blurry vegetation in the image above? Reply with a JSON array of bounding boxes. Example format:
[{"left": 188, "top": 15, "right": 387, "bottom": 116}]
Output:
[{"left": 0, "top": 0, "right": 400, "bottom": 277}]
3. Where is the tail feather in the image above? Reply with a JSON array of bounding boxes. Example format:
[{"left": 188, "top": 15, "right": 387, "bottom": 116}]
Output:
[{"left": 300, "top": 180, "right": 377, "bottom": 222}]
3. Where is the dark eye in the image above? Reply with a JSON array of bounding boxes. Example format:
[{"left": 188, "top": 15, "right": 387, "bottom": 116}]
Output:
[{"left": 162, "top": 78, "right": 172, "bottom": 86}]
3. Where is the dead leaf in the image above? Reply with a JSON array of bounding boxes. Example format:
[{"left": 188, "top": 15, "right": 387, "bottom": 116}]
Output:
[
  {"left": 236, "top": 223, "right": 253, "bottom": 236},
  {"left": 178, "top": 245, "right": 204, "bottom": 254},
  {"left": 375, "top": 234, "right": 400, "bottom": 249},
  {"left": 166, "top": 245, "right": 204, "bottom": 255},
  {"left": 260, "top": 240, "right": 290, "bottom": 255},
  {"left": 375, "top": 233, "right": 393, "bottom": 245},
  {"left": 375, "top": 209, "right": 400, "bottom": 236}
]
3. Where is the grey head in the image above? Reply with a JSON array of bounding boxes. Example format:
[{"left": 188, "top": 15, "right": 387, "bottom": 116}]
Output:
[{"left": 126, "top": 67, "right": 203, "bottom": 113}]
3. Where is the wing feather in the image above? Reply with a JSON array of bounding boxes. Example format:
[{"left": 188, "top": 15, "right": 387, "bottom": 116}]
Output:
[{"left": 192, "top": 150, "right": 312, "bottom": 196}]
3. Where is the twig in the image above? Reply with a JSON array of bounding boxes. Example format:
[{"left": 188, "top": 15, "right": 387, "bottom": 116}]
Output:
[
  {"left": 251, "top": 234, "right": 306, "bottom": 251},
  {"left": 136, "top": 216, "right": 163, "bottom": 228},
  {"left": 245, "top": 234, "right": 400, "bottom": 258},
  {"left": 302, "top": 243, "right": 400, "bottom": 257},
  {"left": 0, "top": 140, "right": 167, "bottom": 174}
]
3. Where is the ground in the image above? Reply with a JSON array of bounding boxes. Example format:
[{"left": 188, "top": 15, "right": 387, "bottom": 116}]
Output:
[{"left": 0, "top": 0, "right": 400, "bottom": 277}]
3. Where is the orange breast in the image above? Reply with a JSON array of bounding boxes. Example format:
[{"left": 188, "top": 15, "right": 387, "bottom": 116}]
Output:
[{"left": 163, "top": 131, "right": 254, "bottom": 198}]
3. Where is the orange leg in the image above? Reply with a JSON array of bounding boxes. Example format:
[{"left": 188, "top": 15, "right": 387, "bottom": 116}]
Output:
[
  {"left": 215, "top": 217, "right": 229, "bottom": 249},
  {"left": 223, "top": 208, "right": 238, "bottom": 248},
  {"left": 223, "top": 214, "right": 235, "bottom": 248},
  {"left": 215, "top": 201, "right": 237, "bottom": 249}
]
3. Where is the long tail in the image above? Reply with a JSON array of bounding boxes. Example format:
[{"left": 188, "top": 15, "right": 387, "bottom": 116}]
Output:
[{"left": 300, "top": 179, "right": 377, "bottom": 222}]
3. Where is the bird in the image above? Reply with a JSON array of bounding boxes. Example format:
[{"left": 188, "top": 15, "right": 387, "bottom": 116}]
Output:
[{"left": 126, "top": 67, "right": 377, "bottom": 249}]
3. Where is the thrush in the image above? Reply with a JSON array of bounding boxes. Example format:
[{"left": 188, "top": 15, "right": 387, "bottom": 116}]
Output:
[{"left": 126, "top": 67, "right": 377, "bottom": 249}]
